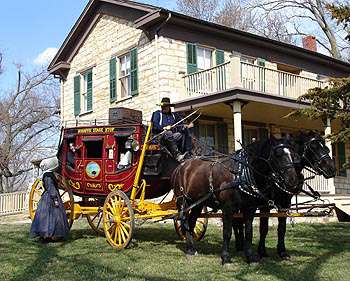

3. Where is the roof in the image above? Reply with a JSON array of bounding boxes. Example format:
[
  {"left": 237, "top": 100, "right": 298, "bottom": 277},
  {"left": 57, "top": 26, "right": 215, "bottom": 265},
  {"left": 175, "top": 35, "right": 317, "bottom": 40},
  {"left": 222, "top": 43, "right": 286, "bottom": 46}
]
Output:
[{"left": 48, "top": 0, "right": 350, "bottom": 77}]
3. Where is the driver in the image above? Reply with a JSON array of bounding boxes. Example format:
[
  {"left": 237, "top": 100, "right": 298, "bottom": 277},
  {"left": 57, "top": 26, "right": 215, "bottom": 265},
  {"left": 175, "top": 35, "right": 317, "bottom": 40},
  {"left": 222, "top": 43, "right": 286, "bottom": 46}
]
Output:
[{"left": 151, "top": 97, "right": 193, "bottom": 162}]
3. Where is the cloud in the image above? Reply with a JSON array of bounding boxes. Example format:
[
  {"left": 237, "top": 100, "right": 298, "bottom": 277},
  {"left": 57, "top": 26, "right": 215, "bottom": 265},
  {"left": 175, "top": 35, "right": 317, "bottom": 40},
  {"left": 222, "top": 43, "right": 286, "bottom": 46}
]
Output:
[{"left": 33, "top": 47, "right": 58, "bottom": 65}]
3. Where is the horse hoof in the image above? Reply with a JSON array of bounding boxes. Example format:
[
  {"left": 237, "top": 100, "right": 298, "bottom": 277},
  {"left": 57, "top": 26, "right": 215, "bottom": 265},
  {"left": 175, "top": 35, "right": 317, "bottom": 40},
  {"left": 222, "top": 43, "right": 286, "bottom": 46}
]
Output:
[
  {"left": 223, "top": 262, "right": 234, "bottom": 270},
  {"left": 247, "top": 255, "right": 260, "bottom": 264},
  {"left": 186, "top": 249, "right": 198, "bottom": 256},
  {"left": 279, "top": 252, "right": 291, "bottom": 260},
  {"left": 258, "top": 251, "right": 269, "bottom": 258}
]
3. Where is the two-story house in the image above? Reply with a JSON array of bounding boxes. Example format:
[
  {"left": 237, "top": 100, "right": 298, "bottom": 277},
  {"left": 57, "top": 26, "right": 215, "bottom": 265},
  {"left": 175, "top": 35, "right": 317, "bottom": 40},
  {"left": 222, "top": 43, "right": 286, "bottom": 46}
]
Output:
[{"left": 48, "top": 0, "right": 350, "bottom": 212}]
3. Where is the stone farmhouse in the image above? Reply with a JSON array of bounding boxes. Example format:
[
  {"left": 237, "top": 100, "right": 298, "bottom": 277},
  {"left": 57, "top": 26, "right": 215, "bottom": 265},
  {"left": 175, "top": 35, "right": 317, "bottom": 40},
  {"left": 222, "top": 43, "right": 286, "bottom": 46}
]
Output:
[{"left": 48, "top": 0, "right": 350, "bottom": 211}]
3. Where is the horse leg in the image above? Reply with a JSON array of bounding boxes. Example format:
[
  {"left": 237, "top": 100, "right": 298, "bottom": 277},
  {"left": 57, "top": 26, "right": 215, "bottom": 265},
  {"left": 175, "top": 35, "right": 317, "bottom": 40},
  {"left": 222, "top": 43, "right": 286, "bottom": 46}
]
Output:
[
  {"left": 257, "top": 207, "right": 270, "bottom": 258},
  {"left": 184, "top": 205, "right": 202, "bottom": 255},
  {"left": 277, "top": 216, "right": 290, "bottom": 260},
  {"left": 232, "top": 218, "right": 244, "bottom": 252},
  {"left": 221, "top": 203, "right": 233, "bottom": 265},
  {"left": 243, "top": 208, "right": 260, "bottom": 264}
]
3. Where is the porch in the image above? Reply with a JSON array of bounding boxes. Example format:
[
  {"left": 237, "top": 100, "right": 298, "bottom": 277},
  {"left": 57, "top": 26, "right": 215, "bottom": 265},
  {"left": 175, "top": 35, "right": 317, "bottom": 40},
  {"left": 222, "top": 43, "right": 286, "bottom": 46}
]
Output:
[
  {"left": 182, "top": 57, "right": 325, "bottom": 101},
  {"left": 175, "top": 98, "right": 350, "bottom": 196}
]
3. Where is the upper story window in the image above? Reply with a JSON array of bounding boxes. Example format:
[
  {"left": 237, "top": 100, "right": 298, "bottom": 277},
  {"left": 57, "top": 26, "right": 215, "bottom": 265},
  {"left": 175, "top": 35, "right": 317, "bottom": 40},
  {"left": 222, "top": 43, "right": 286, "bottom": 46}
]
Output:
[
  {"left": 73, "top": 68, "right": 93, "bottom": 116},
  {"left": 82, "top": 69, "right": 93, "bottom": 113},
  {"left": 186, "top": 43, "right": 223, "bottom": 74},
  {"left": 119, "top": 53, "right": 131, "bottom": 98},
  {"left": 197, "top": 46, "right": 212, "bottom": 71}
]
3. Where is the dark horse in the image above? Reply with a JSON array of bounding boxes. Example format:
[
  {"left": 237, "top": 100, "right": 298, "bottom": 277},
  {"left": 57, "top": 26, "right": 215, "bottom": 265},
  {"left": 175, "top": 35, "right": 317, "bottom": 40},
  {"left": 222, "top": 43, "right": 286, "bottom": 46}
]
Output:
[
  {"left": 256, "top": 131, "right": 336, "bottom": 259},
  {"left": 171, "top": 137, "right": 300, "bottom": 264}
]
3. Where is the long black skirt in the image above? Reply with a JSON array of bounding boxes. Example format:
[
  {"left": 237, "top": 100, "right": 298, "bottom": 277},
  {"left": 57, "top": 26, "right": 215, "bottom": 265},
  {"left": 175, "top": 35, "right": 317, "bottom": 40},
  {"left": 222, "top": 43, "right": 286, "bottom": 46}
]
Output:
[{"left": 30, "top": 172, "right": 69, "bottom": 240}]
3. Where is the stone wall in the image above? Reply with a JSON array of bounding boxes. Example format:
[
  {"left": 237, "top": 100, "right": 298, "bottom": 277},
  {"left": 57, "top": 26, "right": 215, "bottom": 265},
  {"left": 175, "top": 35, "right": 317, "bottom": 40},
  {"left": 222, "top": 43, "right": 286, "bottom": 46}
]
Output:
[
  {"left": 335, "top": 141, "right": 350, "bottom": 194},
  {"left": 61, "top": 14, "right": 158, "bottom": 124}
]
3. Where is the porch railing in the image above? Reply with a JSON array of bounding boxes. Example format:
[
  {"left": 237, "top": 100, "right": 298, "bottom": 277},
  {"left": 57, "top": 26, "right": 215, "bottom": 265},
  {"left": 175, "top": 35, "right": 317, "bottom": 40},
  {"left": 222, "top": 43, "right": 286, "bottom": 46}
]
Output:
[
  {"left": 240, "top": 62, "right": 325, "bottom": 99},
  {"left": 0, "top": 191, "right": 27, "bottom": 216},
  {"left": 184, "top": 62, "right": 229, "bottom": 96},
  {"left": 183, "top": 60, "right": 325, "bottom": 100},
  {"left": 302, "top": 169, "right": 331, "bottom": 193}
]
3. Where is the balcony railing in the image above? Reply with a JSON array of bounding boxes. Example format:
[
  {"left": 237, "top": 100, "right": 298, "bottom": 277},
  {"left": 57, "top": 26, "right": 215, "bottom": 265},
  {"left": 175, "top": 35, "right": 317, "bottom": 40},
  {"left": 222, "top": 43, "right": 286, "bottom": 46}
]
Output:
[
  {"left": 183, "top": 60, "right": 325, "bottom": 100},
  {"left": 184, "top": 62, "right": 229, "bottom": 96}
]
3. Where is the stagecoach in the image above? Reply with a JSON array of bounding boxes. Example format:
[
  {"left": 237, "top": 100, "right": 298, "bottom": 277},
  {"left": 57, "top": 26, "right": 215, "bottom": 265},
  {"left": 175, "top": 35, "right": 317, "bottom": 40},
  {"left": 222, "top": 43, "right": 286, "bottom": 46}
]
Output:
[
  {"left": 28, "top": 108, "right": 208, "bottom": 249},
  {"left": 28, "top": 107, "right": 339, "bottom": 251}
]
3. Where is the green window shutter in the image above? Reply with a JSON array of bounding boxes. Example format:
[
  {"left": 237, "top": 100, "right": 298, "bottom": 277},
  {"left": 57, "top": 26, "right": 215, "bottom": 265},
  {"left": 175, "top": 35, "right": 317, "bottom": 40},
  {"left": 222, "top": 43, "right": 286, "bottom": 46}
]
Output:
[
  {"left": 186, "top": 43, "right": 197, "bottom": 74},
  {"left": 130, "top": 48, "right": 138, "bottom": 96},
  {"left": 216, "top": 49, "right": 225, "bottom": 65},
  {"left": 338, "top": 142, "right": 347, "bottom": 177},
  {"left": 86, "top": 70, "right": 93, "bottom": 111},
  {"left": 73, "top": 75, "right": 81, "bottom": 116},
  {"left": 110, "top": 57, "right": 117, "bottom": 102},
  {"left": 215, "top": 49, "right": 226, "bottom": 91},
  {"left": 257, "top": 58, "right": 266, "bottom": 67}
]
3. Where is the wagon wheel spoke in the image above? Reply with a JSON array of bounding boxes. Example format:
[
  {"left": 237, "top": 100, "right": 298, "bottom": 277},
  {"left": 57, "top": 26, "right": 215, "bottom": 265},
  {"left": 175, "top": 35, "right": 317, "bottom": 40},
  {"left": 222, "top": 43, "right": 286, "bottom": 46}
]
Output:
[
  {"left": 119, "top": 224, "right": 127, "bottom": 242},
  {"left": 103, "top": 190, "right": 134, "bottom": 250}
]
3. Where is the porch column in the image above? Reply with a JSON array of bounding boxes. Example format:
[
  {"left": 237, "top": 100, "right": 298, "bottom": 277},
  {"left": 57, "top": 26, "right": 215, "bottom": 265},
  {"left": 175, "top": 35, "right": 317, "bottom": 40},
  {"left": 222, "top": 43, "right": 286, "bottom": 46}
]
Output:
[
  {"left": 229, "top": 52, "right": 242, "bottom": 88},
  {"left": 325, "top": 118, "right": 336, "bottom": 195},
  {"left": 233, "top": 101, "right": 242, "bottom": 151}
]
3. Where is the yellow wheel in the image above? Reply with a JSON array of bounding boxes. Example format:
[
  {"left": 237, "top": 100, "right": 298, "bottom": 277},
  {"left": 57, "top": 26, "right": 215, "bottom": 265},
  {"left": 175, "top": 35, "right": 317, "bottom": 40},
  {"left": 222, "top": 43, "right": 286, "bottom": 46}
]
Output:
[
  {"left": 29, "top": 178, "right": 75, "bottom": 228},
  {"left": 84, "top": 198, "right": 104, "bottom": 235},
  {"left": 174, "top": 206, "right": 208, "bottom": 241},
  {"left": 103, "top": 190, "right": 135, "bottom": 250}
]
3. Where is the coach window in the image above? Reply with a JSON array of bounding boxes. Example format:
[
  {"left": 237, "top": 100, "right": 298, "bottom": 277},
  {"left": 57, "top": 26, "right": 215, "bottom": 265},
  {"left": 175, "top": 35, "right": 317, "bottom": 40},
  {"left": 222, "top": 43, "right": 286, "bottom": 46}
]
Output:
[{"left": 84, "top": 140, "right": 103, "bottom": 158}]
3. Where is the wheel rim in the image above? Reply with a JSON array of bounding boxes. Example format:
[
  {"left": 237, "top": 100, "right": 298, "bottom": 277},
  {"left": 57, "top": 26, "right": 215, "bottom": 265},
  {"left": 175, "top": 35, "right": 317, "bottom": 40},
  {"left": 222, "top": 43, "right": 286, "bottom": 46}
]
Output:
[
  {"left": 85, "top": 198, "right": 104, "bottom": 235},
  {"left": 103, "top": 190, "right": 134, "bottom": 250},
  {"left": 29, "top": 179, "right": 75, "bottom": 228},
  {"left": 174, "top": 206, "right": 208, "bottom": 241},
  {"left": 29, "top": 179, "right": 45, "bottom": 220}
]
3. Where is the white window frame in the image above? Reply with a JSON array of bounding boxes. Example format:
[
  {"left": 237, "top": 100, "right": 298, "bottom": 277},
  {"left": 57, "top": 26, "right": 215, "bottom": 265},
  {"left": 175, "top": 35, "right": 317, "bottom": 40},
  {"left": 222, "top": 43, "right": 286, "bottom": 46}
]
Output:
[
  {"left": 197, "top": 46, "right": 213, "bottom": 72},
  {"left": 119, "top": 53, "right": 131, "bottom": 98}
]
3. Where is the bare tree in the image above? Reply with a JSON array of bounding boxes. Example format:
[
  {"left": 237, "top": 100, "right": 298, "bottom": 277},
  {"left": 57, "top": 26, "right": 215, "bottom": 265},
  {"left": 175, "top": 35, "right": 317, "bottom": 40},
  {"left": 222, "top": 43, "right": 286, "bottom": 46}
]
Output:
[
  {"left": 176, "top": 0, "right": 220, "bottom": 22},
  {"left": 0, "top": 67, "right": 60, "bottom": 193},
  {"left": 176, "top": 0, "right": 294, "bottom": 43},
  {"left": 252, "top": 0, "right": 349, "bottom": 59},
  {"left": 214, "top": 0, "right": 257, "bottom": 31}
]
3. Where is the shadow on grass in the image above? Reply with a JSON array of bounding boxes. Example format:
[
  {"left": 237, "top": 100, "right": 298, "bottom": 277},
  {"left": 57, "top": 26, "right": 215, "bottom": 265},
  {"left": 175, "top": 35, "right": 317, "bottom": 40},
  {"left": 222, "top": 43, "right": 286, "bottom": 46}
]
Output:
[{"left": 2, "top": 222, "right": 350, "bottom": 281}]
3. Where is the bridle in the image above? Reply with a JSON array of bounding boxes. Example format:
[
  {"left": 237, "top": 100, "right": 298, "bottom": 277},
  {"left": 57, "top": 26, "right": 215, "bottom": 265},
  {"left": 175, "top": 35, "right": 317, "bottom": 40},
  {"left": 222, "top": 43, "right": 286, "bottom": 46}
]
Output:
[
  {"left": 302, "top": 137, "right": 333, "bottom": 178},
  {"left": 258, "top": 143, "right": 300, "bottom": 195}
]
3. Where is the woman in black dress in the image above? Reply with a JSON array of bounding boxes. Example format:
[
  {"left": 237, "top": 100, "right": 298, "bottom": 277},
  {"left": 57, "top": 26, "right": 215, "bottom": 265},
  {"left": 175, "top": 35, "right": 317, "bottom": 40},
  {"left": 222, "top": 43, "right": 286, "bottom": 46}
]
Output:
[{"left": 30, "top": 157, "right": 69, "bottom": 241}]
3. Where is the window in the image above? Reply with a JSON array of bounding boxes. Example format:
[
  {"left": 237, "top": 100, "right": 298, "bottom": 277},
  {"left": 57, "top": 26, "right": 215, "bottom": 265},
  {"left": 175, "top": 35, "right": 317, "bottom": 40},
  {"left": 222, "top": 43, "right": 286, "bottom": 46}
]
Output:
[
  {"left": 193, "top": 123, "right": 228, "bottom": 154},
  {"left": 119, "top": 53, "right": 131, "bottom": 98},
  {"left": 85, "top": 140, "right": 103, "bottom": 158},
  {"left": 197, "top": 47, "right": 212, "bottom": 71},
  {"left": 243, "top": 125, "right": 268, "bottom": 146}
]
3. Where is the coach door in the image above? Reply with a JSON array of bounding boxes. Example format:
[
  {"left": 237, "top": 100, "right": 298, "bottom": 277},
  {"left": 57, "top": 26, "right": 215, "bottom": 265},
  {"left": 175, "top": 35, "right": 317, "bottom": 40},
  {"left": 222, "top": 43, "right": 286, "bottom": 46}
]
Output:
[{"left": 83, "top": 136, "right": 104, "bottom": 194}]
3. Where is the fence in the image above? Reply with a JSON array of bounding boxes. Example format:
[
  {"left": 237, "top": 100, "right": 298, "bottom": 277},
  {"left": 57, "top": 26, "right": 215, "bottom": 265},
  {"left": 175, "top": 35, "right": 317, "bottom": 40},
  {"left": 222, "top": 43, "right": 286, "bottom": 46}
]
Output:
[
  {"left": 302, "top": 169, "right": 331, "bottom": 193},
  {"left": 0, "top": 191, "right": 27, "bottom": 216}
]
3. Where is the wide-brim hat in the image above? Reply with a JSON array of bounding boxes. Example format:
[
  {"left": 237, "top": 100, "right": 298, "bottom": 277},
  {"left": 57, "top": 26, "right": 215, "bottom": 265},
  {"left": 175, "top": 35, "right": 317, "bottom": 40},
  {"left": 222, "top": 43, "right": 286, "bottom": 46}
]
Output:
[
  {"left": 157, "top": 97, "right": 174, "bottom": 107},
  {"left": 40, "top": 157, "right": 59, "bottom": 172}
]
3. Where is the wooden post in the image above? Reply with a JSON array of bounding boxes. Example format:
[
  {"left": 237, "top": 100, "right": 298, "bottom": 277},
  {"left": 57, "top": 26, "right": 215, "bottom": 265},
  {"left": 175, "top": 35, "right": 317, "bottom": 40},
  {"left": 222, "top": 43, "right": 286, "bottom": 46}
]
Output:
[{"left": 233, "top": 101, "right": 242, "bottom": 151}]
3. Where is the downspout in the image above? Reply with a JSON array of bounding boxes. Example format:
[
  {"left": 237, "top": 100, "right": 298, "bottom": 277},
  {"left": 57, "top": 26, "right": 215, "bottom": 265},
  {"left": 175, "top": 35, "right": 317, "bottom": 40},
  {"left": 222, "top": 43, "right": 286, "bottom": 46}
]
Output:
[{"left": 155, "top": 12, "right": 172, "bottom": 103}]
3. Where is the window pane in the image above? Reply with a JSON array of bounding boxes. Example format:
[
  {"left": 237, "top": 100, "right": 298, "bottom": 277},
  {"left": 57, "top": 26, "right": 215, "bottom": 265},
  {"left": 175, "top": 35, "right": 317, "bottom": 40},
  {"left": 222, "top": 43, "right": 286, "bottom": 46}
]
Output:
[{"left": 85, "top": 141, "right": 103, "bottom": 158}]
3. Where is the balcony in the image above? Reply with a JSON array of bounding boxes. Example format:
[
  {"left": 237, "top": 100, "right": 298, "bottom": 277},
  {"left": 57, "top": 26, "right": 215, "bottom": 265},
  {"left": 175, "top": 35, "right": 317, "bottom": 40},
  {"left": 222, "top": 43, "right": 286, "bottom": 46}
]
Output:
[{"left": 183, "top": 58, "right": 326, "bottom": 100}]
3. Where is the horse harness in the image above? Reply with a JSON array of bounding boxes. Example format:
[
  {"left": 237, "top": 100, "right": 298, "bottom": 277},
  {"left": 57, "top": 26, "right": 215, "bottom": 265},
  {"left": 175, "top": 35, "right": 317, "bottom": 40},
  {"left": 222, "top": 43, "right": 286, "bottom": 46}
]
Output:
[{"left": 178, "top": 150, "right": 279, "bottom": 214}]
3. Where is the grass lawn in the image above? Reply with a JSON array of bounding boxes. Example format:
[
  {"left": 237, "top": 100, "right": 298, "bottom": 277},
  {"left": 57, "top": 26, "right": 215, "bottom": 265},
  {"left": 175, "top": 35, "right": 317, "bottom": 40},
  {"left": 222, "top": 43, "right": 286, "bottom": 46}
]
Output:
[{"left": 0, "top": 219, "right": 350, "bottom": 281}]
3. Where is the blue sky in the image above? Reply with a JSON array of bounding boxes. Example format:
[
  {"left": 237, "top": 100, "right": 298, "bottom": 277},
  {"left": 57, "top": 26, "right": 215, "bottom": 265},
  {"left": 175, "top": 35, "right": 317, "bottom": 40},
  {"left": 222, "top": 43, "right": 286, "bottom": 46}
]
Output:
[{"left": 0, "top": 0, "right": 175, "bottom": 93}]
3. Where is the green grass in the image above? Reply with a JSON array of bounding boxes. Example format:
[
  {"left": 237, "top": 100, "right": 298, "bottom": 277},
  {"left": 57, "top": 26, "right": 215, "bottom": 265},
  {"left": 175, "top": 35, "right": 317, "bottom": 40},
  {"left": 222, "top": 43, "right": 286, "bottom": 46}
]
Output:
[{"left": 0, "top": 220, "right": 350, "bottom": 281}]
